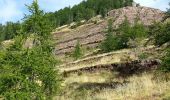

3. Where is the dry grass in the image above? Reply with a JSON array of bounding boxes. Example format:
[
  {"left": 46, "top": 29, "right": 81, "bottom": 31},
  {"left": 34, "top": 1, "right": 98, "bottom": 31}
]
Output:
[
  {"left": 63, "top": 71, "right": 113, "bottom": 85},
  {"left": 55, "top": 72, "right": 170, "bottom": 100},
  {"left": 95, "top": 73, "right": 170, "bottom": 100},
  {"left": 58, "top": 46, "right": 157, "bottom": 72},
  {"left": 58, "top": 48, "right": 135, "bottom": 72}
]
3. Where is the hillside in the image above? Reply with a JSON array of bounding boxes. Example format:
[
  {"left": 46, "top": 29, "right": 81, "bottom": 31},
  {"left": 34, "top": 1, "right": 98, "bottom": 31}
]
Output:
[
  {"left": 54, "top": 6, "right": 165, "bottom": 62},
  {"left": 53, "top": 6, "right": 170, "bottom": 100},
  {"left": 0, "top": 0, "right": 170, "bottom": 100}
]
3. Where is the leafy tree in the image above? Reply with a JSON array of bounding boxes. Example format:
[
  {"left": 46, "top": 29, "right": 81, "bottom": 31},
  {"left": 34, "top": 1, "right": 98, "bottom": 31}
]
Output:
[
  {"left": 72, "top": 41, "right": 83, "bottom": 60},
  {"left": 0, "top": 0, "right": 61, "bottom": 100}
]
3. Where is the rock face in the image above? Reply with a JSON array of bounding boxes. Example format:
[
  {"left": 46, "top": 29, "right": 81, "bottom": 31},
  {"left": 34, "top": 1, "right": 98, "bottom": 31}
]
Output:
[
  {"left": 108, "top": 6, "right": 164, "bottom": 27},
  {"left": 54, "top": 6, "right": 165, "bottom": 55}
]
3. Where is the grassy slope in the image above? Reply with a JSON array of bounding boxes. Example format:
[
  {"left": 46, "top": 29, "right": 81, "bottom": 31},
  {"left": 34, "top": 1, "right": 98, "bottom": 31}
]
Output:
[
  {"left": 54, "top": 43, "right": 170, "bottom": 100},
  {"left": 55, "top": 71, "right": 170, "bottom": 100},
  {"left": 53, "top": 7, "right": 169, "bottom": 100}
]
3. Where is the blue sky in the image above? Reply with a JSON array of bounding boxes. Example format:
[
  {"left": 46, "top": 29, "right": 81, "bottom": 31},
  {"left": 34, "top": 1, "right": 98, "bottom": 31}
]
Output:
[{"left": 0, "top": 0, "right": 169, "bottom": 24}]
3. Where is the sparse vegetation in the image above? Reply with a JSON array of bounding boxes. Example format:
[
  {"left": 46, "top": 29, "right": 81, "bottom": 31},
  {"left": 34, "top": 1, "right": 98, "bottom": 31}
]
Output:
[
  {"left": 56, "top": 71, "right": 170, "bottom": 100},
  {"left": 138, "top": 52, "right": 148, "bottom": 60},
  {"left": 72, "top": 41, "right": 83, "bottom": 60}
]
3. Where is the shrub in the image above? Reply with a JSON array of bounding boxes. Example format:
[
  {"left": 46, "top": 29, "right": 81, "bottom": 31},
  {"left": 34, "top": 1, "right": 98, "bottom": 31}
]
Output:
[
  {"left": 149, "top": 21, "right": 170, "bottom": 46},
  {"left": 160, "top": 49, "right": 170, "bottom": 73},
  {"left": 72, "top": 41, "right": 83, "bottom": 60},
  {"left": 154, "top": 22, "right": 170, "bottom": 46},
  {"left": 119, "top": 17, "right": 147, "bottom": 40},
  {"left": 100, "top": 19, "right": 128, "bottom": 53},
  {"left": 138, "top": 52, "right": 148, "bottom": 60}
]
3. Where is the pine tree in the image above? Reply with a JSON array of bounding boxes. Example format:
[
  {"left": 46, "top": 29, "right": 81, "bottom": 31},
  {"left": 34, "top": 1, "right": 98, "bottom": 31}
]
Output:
[
  {"left": 0, "top": 0, "right": 61, "bottom": 100},
  {"left": 100, "top": 19, "right": 119, "bottom": 52}
]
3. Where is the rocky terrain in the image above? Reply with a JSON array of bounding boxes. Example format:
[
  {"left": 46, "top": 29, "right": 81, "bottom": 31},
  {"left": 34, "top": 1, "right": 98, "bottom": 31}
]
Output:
[{"left": 54, "top": 6, "right": 165, "bottom": 56}]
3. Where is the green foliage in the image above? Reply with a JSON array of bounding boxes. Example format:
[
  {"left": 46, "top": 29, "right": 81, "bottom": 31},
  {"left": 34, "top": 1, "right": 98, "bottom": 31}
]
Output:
[
  {"left": 119, "top": 17, "right": 147, "bottom": 40},
  {"left": 72, "top": 41, "right": 83, "bottom": 60},
  {"left": 165, "top": 2, "right": 170, "bottom": 19},
  {"left": 0, "top": 22, "right": 21, "bottom": 41},
  {"left": 160, "top": 49, "right": 170, "bottom": 73},
  {"left": 138, "top": 52, "right": 148, "bottom": 60},
  {"left": 150, "top": 22, "right": 170, "bottom": 46},
  {"left": 0, "top": 0, "right": 133, "bottom": 40},
  {"left": 133, "top": 22, "right": 148, "bottom": 38},
  {"left": 100, "top": 19, "right": 128, "bottom": 52},
  {"left": 46, "top": 0, "right": 133, "bottom": 27},
  {"left": 22, "top": 1, "right": 52, "bottom": 40},
  {"left": 101, "top": 17, "right": 148, "bottom": 53},
  {"left": 0, "top": 1, "right": 61, "bottom": 100},
  {"left": 0, "top": 24, "right": 5, "bottom": 42}
]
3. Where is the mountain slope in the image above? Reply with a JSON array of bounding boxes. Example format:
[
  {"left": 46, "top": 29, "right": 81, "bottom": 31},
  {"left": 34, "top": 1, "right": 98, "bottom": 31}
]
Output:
[{"left": 54, "top": 6, "right": 164, "bottom": 56}]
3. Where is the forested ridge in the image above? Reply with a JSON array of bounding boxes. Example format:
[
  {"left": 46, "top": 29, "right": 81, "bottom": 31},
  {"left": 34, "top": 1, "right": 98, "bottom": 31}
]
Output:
[{"left": 0, "top": 0, "right": 133, "bottom": 41}]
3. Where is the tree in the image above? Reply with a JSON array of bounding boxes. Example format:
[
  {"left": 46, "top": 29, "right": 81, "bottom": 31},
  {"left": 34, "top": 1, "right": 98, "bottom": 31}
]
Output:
[
  {"left": 0, "top": 24, "right": 5, "bottom": 42},
  {"left": 151, "top": 22, "right": 170, "bottom": 46},
  {"left": 133, "top": 21, "right": 147, "bottom": 38},
  {"left": 162, "top": 2, "right": 170, "bottom": 21},
  {"left": 72, "top": 41, "right": 83, "bottom": 60},
  {"left": 100, "top": 19, "right": 128, "bottom": 52},
  {"left": 166, "top": 2, "right": 170, "bottom": 18},
  {"left": 3, "top": 22, "right": 21, "bottom": 40},
  {"left": 124, "top": 0, "right": 133, "bottom": 6},
  {"left": 0, "top": 0, "right": 61, "bottom": 100}
]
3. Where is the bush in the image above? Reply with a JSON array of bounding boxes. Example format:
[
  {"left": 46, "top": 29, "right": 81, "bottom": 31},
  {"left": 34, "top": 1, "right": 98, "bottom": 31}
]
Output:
[
  {"left": 160, "top": 49, "right": 170, "bottom": 73},
  {"left": 149, "top": 22, "right": 170, "bottom": 46},
  {"left": 138, "top": 52, "right": 148, "bottom": 60},
  {"left": 72, "top": 41, "right": 83, "bottom": 60},
  {"left": 119, "top": 17, "right": 147, "bottom": 40},
  {"left": 154, "top": 22, "right": 170, "bottom": 46},
  {"left": 100, "top": 19, "right": 128, "bottom": 52}
]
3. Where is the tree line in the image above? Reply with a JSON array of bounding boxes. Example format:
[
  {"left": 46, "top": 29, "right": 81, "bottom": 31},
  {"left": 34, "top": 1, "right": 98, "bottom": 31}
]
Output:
[{"left": 0, "top": 0, "right": 133, "bottom": 41}]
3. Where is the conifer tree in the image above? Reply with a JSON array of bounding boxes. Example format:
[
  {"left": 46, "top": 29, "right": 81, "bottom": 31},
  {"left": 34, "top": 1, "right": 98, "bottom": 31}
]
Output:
[
  {"left": 0, "top": 0, "right": 61, "bottom": 100},
  {"left": 100, "top": 19, "right": 125, "bottom": 52}
]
